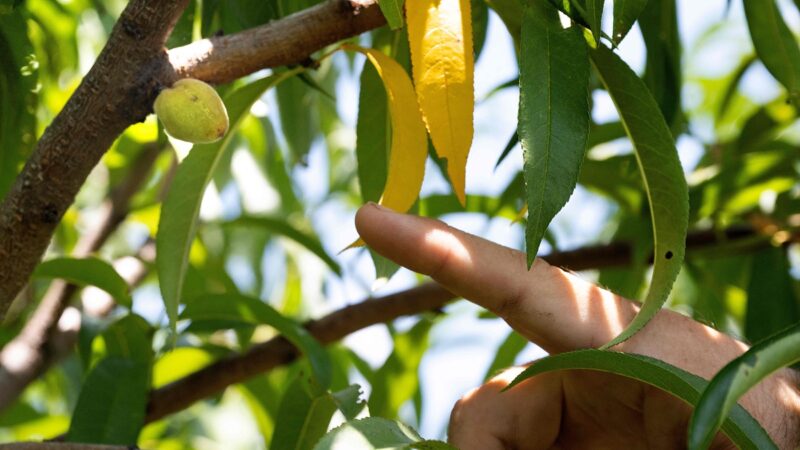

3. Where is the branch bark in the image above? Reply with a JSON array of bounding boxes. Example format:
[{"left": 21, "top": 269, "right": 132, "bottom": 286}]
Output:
[
  {"left": 0, "top": 0, "right": 386, "bottom": 318},
  {"left": 144, "top": 223, "right": 774, "bottom": 423},
  {"left": 169, "top": 0, "right": 385, "bottom": 84},
  {"left": 0, "top": 0, "right": 189, "bottom": 316}
]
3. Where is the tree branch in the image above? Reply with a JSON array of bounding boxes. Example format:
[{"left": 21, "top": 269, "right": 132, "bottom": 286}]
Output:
[
  {"left": 0, "top": 0, "right": 386, "bottom": 318},
  {"left": 0, "top": 144, "right": 164, "bottom": 411},
  {"left": 169, "top": 0, "right": 385, "bottom": 84},
  {"left": 144, "top": 223, "right": 776, "bottom": 423},
  {"left": 0, "top": 0, "right": 189, "bottom": 317}
]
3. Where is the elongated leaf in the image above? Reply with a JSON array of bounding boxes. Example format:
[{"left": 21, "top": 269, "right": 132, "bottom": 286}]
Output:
[
  {"left": 356, "top": 57, "right": 390, "bottom": 204},
  {"left": 34, "top": 257, "right": 131, "bottom": 308},
  {"left": 519, "top": 1, "right": 590, "bottom": 265},
  {"left": 743, "top": 0, "right": 800, "bottom": 103},
  {"left": 157, "top": 71, "right": 298, "bottom": 334},
  {"left": 270, "top": 374, "right": 337, "bottom": 450},
  {"left": 407, "top": 0, "right": 474, "bottom": 204},
  {"left": 276, "top": 73, "right": 318, "bottom": 164},
  {"left": 493, "top": 131, "right": 518, "bottom": 170},
  {"left": 507, "top": 350, "right": 775, "bottom": 450},
  {"left": 66, "top": 357, "right": 150, "bottom": 445},
  {"left": 101, "top": 314, "right": 153, "bottom": 366},
  {"left": 369, "top": 319, "right": 432, "bottom": 419},
  {"left": 345, "top": 45, "right": 428, "bottom": 214},
  {"left": 377, "top": 0, "right": 405, "bottom": 29},
  {"left": 717, "top": 55, "right": 756, "bottom": 121},
  {"left": 221, "top": 215, "right": 340, "bottom": 275},
  {"left": 585, "top": 0, "right": 605, "bottom": 43},
  {"left": 688, "top": 324, "right": 800, "bottom": 449},
  {"left": 486, "top": 0, "right": 523, "bottom": 49},
  {"left": 472, "top": 0, "right": 489, "bottom": 60},
  {"left": 591, "top": 45, "right": 688, "bottom": 348},
  {"left": 0, "top": 11, "right": 37, "bottom": 199},
  {"left": 639, "top": 0, "right": 682, "bottom": 127},
  {"left": 612, "top": 0, "right": 647, "bottom": 44},
  {"left": 483, "top": 330, "right": 528, "bottom": 381},
  {"left": 314, "top": 417, "right": 456, "bottom": 450},
  {"left": 181, "top": 293, "right": 332, "bottom": 389},
  {"left": 744, "top": 247, "right": 800, "bottom": 343}
]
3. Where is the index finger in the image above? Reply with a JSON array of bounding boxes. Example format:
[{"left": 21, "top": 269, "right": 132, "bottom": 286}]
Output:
[{"left": 355, "top": 203, "right": 638, "bottom": 353}]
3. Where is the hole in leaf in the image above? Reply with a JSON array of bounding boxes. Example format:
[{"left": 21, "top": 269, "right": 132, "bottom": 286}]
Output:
[{"left": 665, "top": 251, "right": 673, "bottom": 260}]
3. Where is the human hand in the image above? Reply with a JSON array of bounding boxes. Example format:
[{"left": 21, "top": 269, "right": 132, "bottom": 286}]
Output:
[{"left": 354, "top": 203, "right": 800, "bottom": 449}]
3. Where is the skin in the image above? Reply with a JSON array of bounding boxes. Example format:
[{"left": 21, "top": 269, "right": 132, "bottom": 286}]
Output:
[{"left": 355, "top": 203, "right": 800, "bottom": 450}]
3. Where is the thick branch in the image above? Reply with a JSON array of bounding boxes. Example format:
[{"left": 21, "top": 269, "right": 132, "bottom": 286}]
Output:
[
  {"left": 168, "top": 0, "right": 385, "bottom": 84},
  {"left": 0, "top": 0, "right": 386, "bottom": 319},
  {"left": 144, "top": 223, "right": 772, "bottom": 423},
  {"left": 0, "top": 0, "right": 188, "bottom": 316}
]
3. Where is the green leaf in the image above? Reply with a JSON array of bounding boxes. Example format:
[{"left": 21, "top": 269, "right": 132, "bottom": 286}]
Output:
[
  {"left": 585, "top": 0, "right": 604, "bottom": 43},
  {"left": 506, "top": 350, "right": 776, "bottom": 450},
  {"left": 66, "top": 357, "right": 150, "bottom": 445},
  {"left": 639, "top": 0, "right": 682, "bottom": 127},
  {"left": 493, "top": 131, "right": 518, "bottom": 170},
  {"left": 716, "top": 55, "right": 756, "bottom": 121},
  {"left": 181, "top": 293, "right": 332, "bottom": 389},
  {"left": 483, "top": 330, "right": 528, "bottom": 381},
  {"left": 0, "top": 10, "right": 37, "bottom": 199},
  {"left": 688, "top": 324, "right": 800, "bottom": 449},
  {"left": 330, "top": 384, "right": 367, "bottom": 421},
  {"left": 377, "top": 0, "right": 405, "bottom": 29},
  {"left": 486, "top": 0, "right": 523, "bottom": 50},
  {"left": 276, "top": 74, "right": 318, "bottom": 164},
  {"left": 745, "top": 247, "right": 800, "bottom": 343},
  {"left": 157, "top": 70, "right": 298, "bottom": 335},
  {"left": 369, "top": 319, "right": 433, "bottom": 418},
  {"left": 743, "top": 0, "right": 800, "bottom": 103},
  {"left": 270, "top": 374, "right": 338, "bottom": 450},
  {"left": 221, "top": 215, "right": 341, "bottom": 275},
  {"left": 33, "top": 257, "right": 132, "bottom": 308},
  {"left": 590, "top": 44, "right": 688, "bottom": 348},
  {"left": 597, "top": 214, "right": 651, "bottom": 299},
  {"left": 519, "top": 1, "right": 590, "bottom": 265},
  {"left": 101, "top": 314, "right": 154, "bottom": 366},
  {"left": 355, "top": 29, "right": 409, "bottom": 283},
  {"left": 472, "top": 0, "right": 489, "bottom": 60},
  {"left": 313, "top": 417, "right": 457, "bottom": 450},
  {"left": 612, "top": 0, "right": 647, "bottom": 44}
]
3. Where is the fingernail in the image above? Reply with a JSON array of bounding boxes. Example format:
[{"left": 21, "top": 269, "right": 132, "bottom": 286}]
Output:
[{"left": 367, "top": 202, "right": 391, "bottom": 212}]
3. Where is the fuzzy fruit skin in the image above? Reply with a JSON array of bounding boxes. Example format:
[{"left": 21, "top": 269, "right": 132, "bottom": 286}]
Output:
[{"left": 154, "top": 78, "right": 229, "bottom": 144}]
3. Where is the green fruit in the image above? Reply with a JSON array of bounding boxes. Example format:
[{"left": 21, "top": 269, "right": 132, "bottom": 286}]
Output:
[{"left": 153, "top": 78, "right": 229, "bottom": 144}]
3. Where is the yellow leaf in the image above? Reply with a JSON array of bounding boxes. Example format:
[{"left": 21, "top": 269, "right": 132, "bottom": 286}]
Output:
[
  {"left": 407, "top": 0, "right": 474, "bottom": 205},
  {"left": 342, "top": 45, "right": 429, "bottom": 247}
]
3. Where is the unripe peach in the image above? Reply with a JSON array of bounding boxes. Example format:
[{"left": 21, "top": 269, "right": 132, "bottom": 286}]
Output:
[{"left": 154, "top": 78, "right": 229, "bottom": 144}]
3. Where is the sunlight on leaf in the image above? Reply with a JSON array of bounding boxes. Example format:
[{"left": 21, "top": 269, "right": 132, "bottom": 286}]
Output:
[
  {"left": 519, "top": 1, "right": 590, "bottom": 266},
  {"left": 344, "top": 45, "right": 428, "bottom": 217},
  {"left": 407, "top": 0, "right": 474, "bottom": 204},
  {"left": 590, "top": 44, "right": 689, "bottom": 349},
  {"left": 157, "top": 70, "right": 300, "bottom": 337}
]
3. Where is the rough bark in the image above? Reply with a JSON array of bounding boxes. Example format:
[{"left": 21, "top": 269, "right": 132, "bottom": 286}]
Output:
[
  {"left": 0, "top": 0, "right": 386, "bottom": 319},
  {"left": 0, "top": 0, "right": 188, "bottom": 316},
  {"left": 169, "top": 0, "right": 386, "bottom": 84}
]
